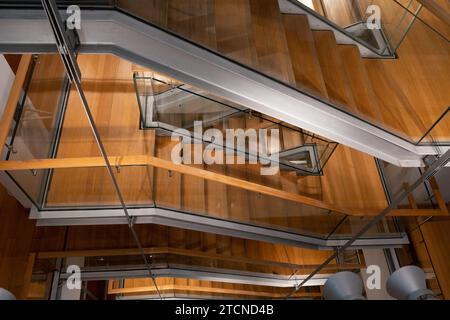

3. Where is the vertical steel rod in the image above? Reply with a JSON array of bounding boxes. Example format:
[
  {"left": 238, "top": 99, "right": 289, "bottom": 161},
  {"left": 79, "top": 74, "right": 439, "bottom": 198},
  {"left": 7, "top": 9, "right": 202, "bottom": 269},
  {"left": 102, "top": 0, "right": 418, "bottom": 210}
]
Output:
[{"left": 41, "top": 0, "right": 161, "bottom": 299}]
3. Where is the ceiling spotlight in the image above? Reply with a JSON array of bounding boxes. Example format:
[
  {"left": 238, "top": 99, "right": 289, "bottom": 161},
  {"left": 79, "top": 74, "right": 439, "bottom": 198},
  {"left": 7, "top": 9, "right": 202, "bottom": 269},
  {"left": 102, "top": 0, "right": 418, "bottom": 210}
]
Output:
[
  {"left": 323, "top": 271, "right": 366, "bottom": 300},
  {"left": 386, "top": 266, "right": 437, "bottom": 300}
]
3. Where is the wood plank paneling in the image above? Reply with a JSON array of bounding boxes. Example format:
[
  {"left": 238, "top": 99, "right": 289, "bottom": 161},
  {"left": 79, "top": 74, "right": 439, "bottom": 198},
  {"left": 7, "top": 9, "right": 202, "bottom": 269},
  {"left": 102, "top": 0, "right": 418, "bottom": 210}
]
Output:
[
  {"left": 116, "top": 0, "right": 449, "bottom": 142},
  {"left": 420, "top": 220, "right": 450, "bottom": 299},
  {"left": 313, "top": 31, "right": 358, "bottom": 112},
  {"left": 249, "top": 0, "right": 296, "bottom": 85},
  {"left": 282, "top": 14, "right": 329, "bottom": 97},
  {"left": 0, "top": 185, "right": 35, "bottom": 299},
  {"left": 364, "top": 19, "right": 450, "bottom": 141}
]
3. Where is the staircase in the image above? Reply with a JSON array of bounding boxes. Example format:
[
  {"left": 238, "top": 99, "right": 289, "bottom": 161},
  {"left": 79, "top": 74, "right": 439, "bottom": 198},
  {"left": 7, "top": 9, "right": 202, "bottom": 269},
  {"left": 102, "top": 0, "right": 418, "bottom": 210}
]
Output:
[
  {"left": 0, "top": 0, "right": 445, "bottom": 245},
  {"left": 130, "top": 74, "right": 402, "bottom": 242},
  {"left": 118, "top": 0, "right": 449, "bottom": 161},
  {"left": 279, "top": 0, "right": 426, "bottom": 57},
  {"left": 134, "top": 72, "right": 336, "bottom": 177},
  {"left": 1, "top": 1, "right": 448, "bottom": 165}
]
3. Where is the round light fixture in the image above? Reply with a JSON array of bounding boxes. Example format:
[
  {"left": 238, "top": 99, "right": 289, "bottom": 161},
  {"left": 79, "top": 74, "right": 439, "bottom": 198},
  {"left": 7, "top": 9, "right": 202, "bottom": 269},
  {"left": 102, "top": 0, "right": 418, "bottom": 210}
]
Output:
[
  {"left": 323, "top": 271, "right": 365, "bottom": 300},
  {"left": 386, "top": 266, "right": 436, "bottom": 300},
  {"left": 0, "top": 288, "right": 16, "bottom": 300}
]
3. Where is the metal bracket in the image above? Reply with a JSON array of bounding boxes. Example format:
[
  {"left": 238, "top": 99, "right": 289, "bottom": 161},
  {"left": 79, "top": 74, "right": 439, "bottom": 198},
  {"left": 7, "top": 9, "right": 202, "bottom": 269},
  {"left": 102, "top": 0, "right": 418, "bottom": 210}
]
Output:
[{"left": 423, "top": 154, "right": 438, "bottom": 166}]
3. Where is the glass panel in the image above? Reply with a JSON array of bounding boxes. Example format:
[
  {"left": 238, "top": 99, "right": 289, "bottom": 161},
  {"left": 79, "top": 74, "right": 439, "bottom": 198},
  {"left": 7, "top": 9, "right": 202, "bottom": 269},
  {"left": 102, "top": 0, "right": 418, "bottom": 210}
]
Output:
[
  {"left": 371, "top": 0, "right": 421, "bottom": 54},
  {"left": 7, "top": 146, "right": 399, "bottom": 242},
  {"left": 54, "top": 252, "right": 357, "bottom": 278},
  {"left": 134, "top": 73, "right": 245, "bottom": 129},
  {"left": 68, "top": 253, "right": 297, "bottom": 276},
  {"left": 418, "top": 108, "right": 450, "bottom": 146},
  {"left": 377, "top": 158, "right": 448, "bottom": 235},
  {"left": 4, "top": 54, "right": 68, "bottom": 206},
  {"left": 33, "top": 250, "right": 354, "bottom": 300},
  {"left": 294, "top": 0, "right": 424, "bottom": 56},
  {"left": 380, "top": 161, "right": 438, "bottom": 209},
  {"left": 27, "top": 256, "right": 58, "bottom": 300},
  {"left": 135, "top": 72, "right": 338, "bottom": 175},
  {"left": 116, "top": 0, "right": 448, "bottom": 146},
  {"left": 44, "top": 165, "right": 154, "bottom": 208},
  {"left": 1, "top": 1, "right": 447, "bottom": 147},
  {"left": 18, "top": 160, "right": 404, "bottom": 240},
  {"left": 328, "top": 215, "right": 402, "bottom": 239}
]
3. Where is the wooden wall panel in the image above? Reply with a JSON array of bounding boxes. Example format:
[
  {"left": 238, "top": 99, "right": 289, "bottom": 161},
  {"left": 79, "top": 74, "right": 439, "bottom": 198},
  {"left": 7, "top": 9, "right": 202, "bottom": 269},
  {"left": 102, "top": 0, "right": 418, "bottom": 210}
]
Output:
[
  {"left": 420, "top": 220, "right": 450, "bottom": 299},
  {"left": 364, "top": 20, "right": 450, "bottom": 141},
  {"left": 0, "top": 185, "right": 35, "bottom": 299}
]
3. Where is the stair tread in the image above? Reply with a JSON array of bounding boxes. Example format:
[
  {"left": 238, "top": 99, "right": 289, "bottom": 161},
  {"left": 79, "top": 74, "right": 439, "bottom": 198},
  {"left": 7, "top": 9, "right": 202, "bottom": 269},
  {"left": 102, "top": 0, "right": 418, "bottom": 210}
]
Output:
[
  {"left": 312, "top": 30, "right": 359, "bottom": 113},
  {"left": 249, "top": 0, "right": 297, "bottom": 85},
  {"left": 338, "top": 45, "right": 384, "bottom": 124},
  {"left": 282, "top": 14, "right": 329, "bottom": 98}
]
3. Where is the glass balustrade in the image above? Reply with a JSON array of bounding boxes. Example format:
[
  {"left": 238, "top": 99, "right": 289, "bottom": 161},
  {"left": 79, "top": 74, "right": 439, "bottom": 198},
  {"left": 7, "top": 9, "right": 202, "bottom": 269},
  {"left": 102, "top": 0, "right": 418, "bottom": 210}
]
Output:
[
  {"left": 27, "top": 248, "right": 360, "bottom": 299},
  {"left": 1, "top": 1, "right": 440, "bottom": 246},
  {"left": 116, "top": 0, "right": 449, "bottom": 146},
  {"left": 0, "top": 52, "right": 402, "bottom": 242},
  {"left": 2, "top": 1, "right": 447, "bottom": 301},
  {"left": 2, "top": 54, "right": 68, "bottom": 207},
  {"left": 295, "top": 0, "right": 424, "bottom": 56},
  {"left": 134, "top": 72, "right": 338, "bottom": 176},
  {"left": 0, "top": 1, "right": 448, "bottom": 147}
]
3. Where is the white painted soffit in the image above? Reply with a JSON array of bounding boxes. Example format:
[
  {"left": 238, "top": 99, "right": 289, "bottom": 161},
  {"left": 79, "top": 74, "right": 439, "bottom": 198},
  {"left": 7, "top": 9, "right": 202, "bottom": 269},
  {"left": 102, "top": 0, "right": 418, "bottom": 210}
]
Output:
[{"left": 0, "top": 10, "right": 448, "bottom": 167}]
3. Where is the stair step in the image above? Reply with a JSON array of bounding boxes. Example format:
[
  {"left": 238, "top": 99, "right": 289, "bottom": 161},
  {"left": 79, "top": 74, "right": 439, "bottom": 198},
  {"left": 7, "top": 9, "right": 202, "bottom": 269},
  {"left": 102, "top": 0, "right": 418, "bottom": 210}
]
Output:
[
  {"left": 248, "top": 0, "right": 296, "bottom": 85},
  {"left": 338, "top": 45, "right": 384, "bottom": 124},
  {"left": 214, "top": 0, "right": 258, "bottom": 66},
  {"left": 282, "top": 14, "right": 328, "bottom": 98},
  {"left": 281, "top": 125, "right": 305, "bottom": 150},
  {"left": 312, "top": 30, "right": 358, "bottom": 113}
]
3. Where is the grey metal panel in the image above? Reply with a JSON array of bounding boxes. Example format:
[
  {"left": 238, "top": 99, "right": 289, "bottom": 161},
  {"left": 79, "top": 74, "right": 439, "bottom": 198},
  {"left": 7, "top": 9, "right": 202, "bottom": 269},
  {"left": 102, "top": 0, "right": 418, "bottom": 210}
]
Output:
[{"left": 0, "top": 10, "right": 447, "bottom": 167}]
